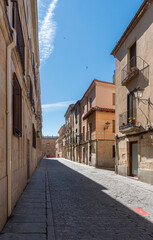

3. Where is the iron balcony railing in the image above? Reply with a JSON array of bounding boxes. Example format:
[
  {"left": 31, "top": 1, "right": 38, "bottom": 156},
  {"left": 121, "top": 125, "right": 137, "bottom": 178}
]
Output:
[
  {"left": 119, "top": 108, "right": 137, "bottom": 131},
  {"left": 121, "top": 56, "right": 149, "bottom": 85}
]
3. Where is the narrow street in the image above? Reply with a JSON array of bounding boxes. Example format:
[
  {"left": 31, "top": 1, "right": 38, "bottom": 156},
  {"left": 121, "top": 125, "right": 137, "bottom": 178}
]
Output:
[{"left": 0, "top": 158, "right": 153, "bottom": 240}]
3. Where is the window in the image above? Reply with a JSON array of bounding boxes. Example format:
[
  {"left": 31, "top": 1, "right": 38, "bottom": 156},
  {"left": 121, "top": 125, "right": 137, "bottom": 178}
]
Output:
[
  {"left": 32, "top": 124, "right": 36, "bottom": 148},
  {"left": 83, "top": 126, "right": 85, "bottom": 141},
  {"left": 12, "top": 1, "right": 25, "bottom": 73},
  {"left": 13, "top": 73, "right": 22, "bottom": 137},
  {"left": 112, "top": 145, "right": 115, "bottom": 158},
  {"left": 112, "top": 120, "right": 115, "bottom": 133},
  {"left": 27, "top": 75, "right": 33, "bottom": 105},
  {"left": 76, "top": 129, "right": 77, "bottom": 144},
  {"left": 127, "top": 92, "right": 136, "bottom": 123},
  {"left": 130, "top": 42, "right": 136, "bottom": 69},
  {"left": 75, "top": 109, "right": 77, "bottom": 124},
  {"left": 89, "top": 123, "right": 92, "bottom": 140},
  {"left": 112, "top": 93, "right": 115, "bottom": 105},
  {"left": 90, "top": 98, "right": 92, "bottom": 108},
  {"left": 82, "top": 106, "right": 85, "bottom": 116},
  {"left": 4, "top": 0, "right": 8, "bottom": 6}
]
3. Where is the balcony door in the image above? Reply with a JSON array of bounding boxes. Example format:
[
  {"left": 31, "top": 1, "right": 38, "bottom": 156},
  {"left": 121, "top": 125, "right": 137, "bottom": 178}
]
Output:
[
  {"left": 130, "top": 42, "right": 136, "bottom": 69},
  {"left": 127, "top": 92, "right": 136, "bottom": 124}
]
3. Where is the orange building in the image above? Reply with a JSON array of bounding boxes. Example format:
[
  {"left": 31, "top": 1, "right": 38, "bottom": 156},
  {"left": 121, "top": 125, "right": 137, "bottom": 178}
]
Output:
[{"left": 80, "top": 79, "right": 115, "bottom": 168}]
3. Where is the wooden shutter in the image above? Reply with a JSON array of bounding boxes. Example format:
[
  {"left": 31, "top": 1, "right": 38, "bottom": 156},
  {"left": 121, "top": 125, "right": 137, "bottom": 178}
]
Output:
[
  {"left": 12, "top": 1, "right": 25, "bottom": 73},
  {"left": 112, "top": 93, "right": 115, "bottom": 105},
  {"left": 32, "top": 124, "right": 36, "bottom": 148},
  {"left": 13, "top": 73, "right": 22, "bottom": 137},
  {"left": 112, "top": 120, "right": 115, "bottom": 133}
]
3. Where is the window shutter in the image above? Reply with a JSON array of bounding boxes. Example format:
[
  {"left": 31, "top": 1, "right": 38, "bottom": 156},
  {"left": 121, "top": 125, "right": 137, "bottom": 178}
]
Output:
[
  {"left": 12, "top": 1, "right": 25, "bottom": 73},
  {"left": 13, "top": 72, "right": 22, "bottom": 137},
  {"left": 32, "top": 124, "right": 36, "bottom": 148},
  {"left": 113, "top": 93, "right": 115, "bottom": 105},
  {"left": 112, "top": 120, "right": 115, "bottom": 133}
]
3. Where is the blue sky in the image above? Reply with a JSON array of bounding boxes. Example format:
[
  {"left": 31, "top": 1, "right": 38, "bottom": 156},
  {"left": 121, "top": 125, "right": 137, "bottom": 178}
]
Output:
[{"left": 38, "top": 0, "right": 144, "bottom": 136}]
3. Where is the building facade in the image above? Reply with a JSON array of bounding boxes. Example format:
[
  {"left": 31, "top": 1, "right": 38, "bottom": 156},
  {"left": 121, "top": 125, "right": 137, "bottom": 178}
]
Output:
[
  {"left": 0, "top": 0, "right": 42, "bottom": 230},
  {"left": 42, "top": 136, "right": 58, "bottom": 158},
  {"left": 57, "top": 80, "right": 115, "bottom": 169},
  {"left": 71, "top": 101, "right": 81, "bottom": 162},
  {"left": 80, "top": 80, "right": 115, "bottom": 168},
  {"left": 64, "top": 104, "right": 74, "bottom": 159},
  {"left": 55, "top": 125, "right": 66, "bottom": 158},
  {"left": 111, "top": 0, "right": 153, "bottom": 184}
]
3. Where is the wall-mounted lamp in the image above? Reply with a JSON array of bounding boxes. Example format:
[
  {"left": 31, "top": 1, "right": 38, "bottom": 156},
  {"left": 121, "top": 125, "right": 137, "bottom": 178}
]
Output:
[
  {"left": 104, "top": 121, "right": 110, "bottom": 130},
  {"left": 134, "top": 88, "right": 143, "bottom": 99},
  {"left": 134, "top": 88, "right": 150, "bottom": 104}
]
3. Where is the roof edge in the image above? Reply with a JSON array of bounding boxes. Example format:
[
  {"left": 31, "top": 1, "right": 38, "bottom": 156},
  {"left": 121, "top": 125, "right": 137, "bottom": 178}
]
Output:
[{"left": 111, "top": 0, "right": 152, "bottom": 56}]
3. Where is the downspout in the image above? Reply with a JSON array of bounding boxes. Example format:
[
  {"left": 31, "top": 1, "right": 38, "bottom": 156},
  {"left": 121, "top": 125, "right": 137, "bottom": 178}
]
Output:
[{"left": 6, "top": 27, "right": 16, "bottom": 216}]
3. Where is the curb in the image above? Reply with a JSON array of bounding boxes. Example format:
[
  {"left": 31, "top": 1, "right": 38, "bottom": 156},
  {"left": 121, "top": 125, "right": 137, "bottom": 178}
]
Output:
[{"left": 46, "top": 170, "right": 56, "bottom": 240}]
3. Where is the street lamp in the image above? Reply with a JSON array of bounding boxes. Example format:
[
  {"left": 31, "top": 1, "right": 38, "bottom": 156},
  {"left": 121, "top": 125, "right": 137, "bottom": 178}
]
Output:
[{"left": 104, "top": 121, "right": 110, "bottom": 130}]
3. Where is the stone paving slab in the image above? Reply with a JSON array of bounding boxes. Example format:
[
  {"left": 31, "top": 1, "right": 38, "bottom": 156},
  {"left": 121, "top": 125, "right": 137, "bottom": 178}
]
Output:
[
  {"left": 0, "top": 233, "right": 46, "bottom": 240},
  {"left": 16, "top": 202, "right": 46, "bottom": 208},
  {"left": 7, "top": 214, "right": 46, "bottom": 223},
  {"left": 2, "top": 223, "right": 46, "bottom": 234},
  {"left": 12, "top": 207, "right": 46, "bottom": 215}
]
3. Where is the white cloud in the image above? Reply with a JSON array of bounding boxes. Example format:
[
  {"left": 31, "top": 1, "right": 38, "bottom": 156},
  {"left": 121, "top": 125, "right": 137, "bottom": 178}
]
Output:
[
  {"left": 42, "top": 101, "right": 76, "bottom": 112},
  {"left": 39, "top": 0, "right": 58, "bottom": 64}
]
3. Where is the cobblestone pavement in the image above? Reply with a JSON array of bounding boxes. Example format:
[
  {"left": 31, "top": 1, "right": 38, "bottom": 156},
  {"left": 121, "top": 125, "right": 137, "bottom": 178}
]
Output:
[
  {"left": 0, "top": 158, "right": 153, "bottom": 240},
  {"left": 47, "top": 158, "right": 153, "bottom": 240}
]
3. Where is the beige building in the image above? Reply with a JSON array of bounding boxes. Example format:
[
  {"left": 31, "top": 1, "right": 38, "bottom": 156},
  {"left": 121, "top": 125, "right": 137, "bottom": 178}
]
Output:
[
  {"left": 56, "top": 125, "right": 66, "bottom": 158},
  {"left": 0, "top": 0, "right": 42, "bottom": 230},
  {"left": 71, "top": 101, "right": 81, "bottom": 162},
  {"left": 111, "top": 0, "right": 153, "bottom": 184},
  {"left": 80, "top": 80, "right": 115, "bottom": 168},
  {"left": 64, "top": 104, "right": 74, "bottom": 159},
  {"left": 42, "top": 136, "right": 58, "bottom": 158}
]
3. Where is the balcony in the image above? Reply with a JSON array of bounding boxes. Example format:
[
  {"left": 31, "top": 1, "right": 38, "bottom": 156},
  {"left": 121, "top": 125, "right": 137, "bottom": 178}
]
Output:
[
  {"left": 119, "top": 109, "right": 140, "bottom": 133},
  {"left": 121, "top": 56, "right": 149, "bottom": 86}
]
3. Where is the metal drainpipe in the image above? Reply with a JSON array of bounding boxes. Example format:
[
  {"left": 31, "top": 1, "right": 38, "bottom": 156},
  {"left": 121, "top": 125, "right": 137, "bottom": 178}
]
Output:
[{"left": 6, "top": 27, "right": 16, "bottom": 216}]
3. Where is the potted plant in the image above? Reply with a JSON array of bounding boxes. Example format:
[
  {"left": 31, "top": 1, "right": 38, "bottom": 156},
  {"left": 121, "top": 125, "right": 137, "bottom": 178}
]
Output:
[
  {"left": 131, "top": 66, "right": 137, "bottom": 72},
  {"left": 128, "top": 117, "right": 136, "bottom": 125}
]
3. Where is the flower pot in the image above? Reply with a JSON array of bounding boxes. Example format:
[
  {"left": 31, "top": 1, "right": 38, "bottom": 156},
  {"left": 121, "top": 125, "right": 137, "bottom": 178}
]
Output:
[{"left": 131, "top": 66, "right": 137, "bottom": 72}]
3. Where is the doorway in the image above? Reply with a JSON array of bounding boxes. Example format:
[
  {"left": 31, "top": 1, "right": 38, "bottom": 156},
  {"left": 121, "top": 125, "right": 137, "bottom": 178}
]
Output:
[
  {"left": 130, "top": 142, "right": 138, "bottom": 176},
  {"left": 89, "top": 145, "right": 92, "bottom": 165},
  {"left": 83, "top": 148, "right": 85, "bottom": 163}
]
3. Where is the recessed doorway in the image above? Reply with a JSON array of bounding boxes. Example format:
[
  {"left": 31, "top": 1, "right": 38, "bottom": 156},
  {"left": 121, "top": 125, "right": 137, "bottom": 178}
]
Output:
[{"left": 130, "top": 142, "right": 138, "bottom": 176}]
